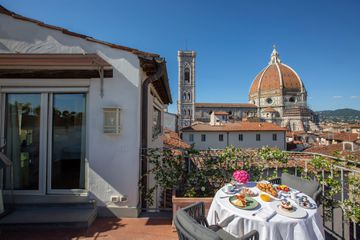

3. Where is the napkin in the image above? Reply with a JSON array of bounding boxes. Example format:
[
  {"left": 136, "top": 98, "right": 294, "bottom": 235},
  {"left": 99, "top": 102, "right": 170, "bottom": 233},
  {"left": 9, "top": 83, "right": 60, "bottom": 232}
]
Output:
[{"left": 255, "top": 208, "right": 276, "bottom": 221}]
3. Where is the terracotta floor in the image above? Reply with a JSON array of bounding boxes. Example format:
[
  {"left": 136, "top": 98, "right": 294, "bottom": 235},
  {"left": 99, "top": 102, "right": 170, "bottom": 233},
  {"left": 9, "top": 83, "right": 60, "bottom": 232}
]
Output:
[{"left": 0, "top": 218, "right": 178, "bottom": 240}]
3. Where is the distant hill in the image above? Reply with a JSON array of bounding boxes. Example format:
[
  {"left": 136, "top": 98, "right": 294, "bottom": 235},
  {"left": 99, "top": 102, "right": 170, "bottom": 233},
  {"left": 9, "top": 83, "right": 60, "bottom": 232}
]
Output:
[{"left": 316, "top": 108, "right": 360, "bottom": 122}]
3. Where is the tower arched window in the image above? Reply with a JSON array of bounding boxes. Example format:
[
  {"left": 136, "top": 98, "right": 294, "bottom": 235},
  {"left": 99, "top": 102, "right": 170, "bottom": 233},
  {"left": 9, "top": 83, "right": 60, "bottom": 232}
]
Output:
[
  {"left": 188, "top": 109, "right": 191, "bottom": 116},
  {"left": 184, "top": 68, "right": 190, "bottom": 84},
  {"left": 183, "top": 92, "right": 187, "bottom": 101},
  {"left": 188, "top": 93, "right": 191, "bottom": 100}
]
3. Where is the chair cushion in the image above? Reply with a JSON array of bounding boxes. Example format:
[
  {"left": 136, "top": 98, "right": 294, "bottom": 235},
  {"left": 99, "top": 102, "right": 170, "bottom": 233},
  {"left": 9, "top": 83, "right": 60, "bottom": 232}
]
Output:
[
  {"left": 209, "top": 225, "right": 239, "bottom": 240},
  {"left": 281, "top": 173, "right": 320, "bottom": 198},
  {"left": 176, "top": 210, "right": 221, "bottom": 240}
]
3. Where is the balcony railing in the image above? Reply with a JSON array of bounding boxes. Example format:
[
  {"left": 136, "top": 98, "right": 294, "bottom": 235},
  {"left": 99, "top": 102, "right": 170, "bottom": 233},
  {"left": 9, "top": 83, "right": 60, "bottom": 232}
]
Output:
[{"left": 140, "top": 148, "right": 360, "bottom": 240}]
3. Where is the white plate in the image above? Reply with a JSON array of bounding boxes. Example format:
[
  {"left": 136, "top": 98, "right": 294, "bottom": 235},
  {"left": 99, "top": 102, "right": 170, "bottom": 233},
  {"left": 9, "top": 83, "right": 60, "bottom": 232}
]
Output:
[
  {"left": 221, "top": 186, "right": 239, "bottom": 195},
  {"left": 273, "top": 184, "right": 298, "bottom": 194},
  {"left": 295, "top": 199, "right": 317, "bottom": 209},
  {"left": 270, "top": 201, "right": 308, "bottom": 219}
]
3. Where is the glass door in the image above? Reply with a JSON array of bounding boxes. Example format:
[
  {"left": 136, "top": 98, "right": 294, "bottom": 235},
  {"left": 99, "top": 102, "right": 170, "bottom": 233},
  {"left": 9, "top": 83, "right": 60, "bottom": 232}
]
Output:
[
  {"left": 4, "top": 94, "right": 44, "bottom": 193},
  {"left": 48, "top": 93, "right": 86, "bottom": 193},
  {"left": 2, "top": 91, "right": 87, "bottom": 195}
]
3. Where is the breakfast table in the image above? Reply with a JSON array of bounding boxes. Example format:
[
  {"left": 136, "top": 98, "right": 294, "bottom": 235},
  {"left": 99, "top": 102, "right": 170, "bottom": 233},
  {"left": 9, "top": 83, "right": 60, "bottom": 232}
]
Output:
[{"left": 207, "top": 182, "right": 325, "bottom": 240}]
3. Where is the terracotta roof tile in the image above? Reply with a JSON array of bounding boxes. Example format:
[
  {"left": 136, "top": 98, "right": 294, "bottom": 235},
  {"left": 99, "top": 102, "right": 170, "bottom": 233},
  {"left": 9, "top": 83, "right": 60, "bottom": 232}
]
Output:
[
  {"left": 163, "top": 129, "right": 190, "bottom": 149},
  {"left": 181, "top": 122, "right": 287, "bottom": 132},
  {"left": 214, "top": 111, "right": 229, "bottom": 115},
  {"left": 195, "top": 103, "right": 257, "bottom": 108},
  {"left": 249, "top": 62, "right": 303, "bottom": 96},
  {"left": 304, "top": 144, "right": 360, "bottom": 161},
  {"left": 263, "top": 107, "right": 277, "bottom": 113},
  {"left": 320, "top": 132, "right": 359, "bottom": 142}
]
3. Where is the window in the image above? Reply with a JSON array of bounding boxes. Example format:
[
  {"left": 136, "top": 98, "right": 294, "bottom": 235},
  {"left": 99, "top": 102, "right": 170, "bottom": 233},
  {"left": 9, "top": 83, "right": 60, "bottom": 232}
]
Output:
[
  {"left": 184, "top": 68, "right": 190, "bottom": 83},
  {"left": 201, "top": 134, "right": 206, "bottom": 142},
  {"left": 152, "top": 107, "right": 162, "bottom": 138},
  {"left": 219, "top": 134, "right": 224, "bottom": 142},
  {"left": 256, "top": 134, "right": 261, "bottom": 141},
  {"left": 189, "top": 134, "right": 194, "bottom": 142},
  {"left": 238, "top": 134, "right": 243, "bottom": 141},
  {"left": 289, "top": 96, "right": 296, "bottom": 103},
  {"left": 188, "top": 93, "right": 191, "bottom": 100},
  {"left": 272, "top": 133, "right": 277, "bottom": 141},
  {"left": 266, "top": 98, "right": 273, "bottom": 104}
]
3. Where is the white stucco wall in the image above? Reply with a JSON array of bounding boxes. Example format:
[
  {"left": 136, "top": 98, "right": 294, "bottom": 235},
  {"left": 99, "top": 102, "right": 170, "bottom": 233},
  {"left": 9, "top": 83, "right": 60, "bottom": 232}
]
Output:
[
  {"left": 183, "top": 131, "right": 286, "bottom": 150},
  {"left": 0, "top": 13, "right": 165, "bottom": 216}
]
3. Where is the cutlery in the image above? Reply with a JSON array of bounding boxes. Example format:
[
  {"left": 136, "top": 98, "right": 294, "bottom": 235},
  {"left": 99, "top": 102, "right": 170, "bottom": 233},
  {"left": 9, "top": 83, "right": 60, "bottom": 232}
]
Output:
[
  {"left": 220, "top": 195, "right": 232, "bottom": 199},
  {"left": 252, "top": 208, "right": 264, "bottom": 216}
]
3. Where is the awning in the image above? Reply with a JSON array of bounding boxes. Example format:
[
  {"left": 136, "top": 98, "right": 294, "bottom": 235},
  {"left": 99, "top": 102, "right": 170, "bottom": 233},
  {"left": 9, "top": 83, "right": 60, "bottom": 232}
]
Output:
[{"left": 0, "top": 53, "right": 113, "bottom": 78}]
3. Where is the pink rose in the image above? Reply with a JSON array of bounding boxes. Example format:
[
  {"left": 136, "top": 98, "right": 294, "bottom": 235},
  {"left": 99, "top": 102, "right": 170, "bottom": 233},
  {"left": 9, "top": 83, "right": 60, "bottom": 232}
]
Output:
[{"left": 233, "top": 170, "right": 250, "bottom": 184}]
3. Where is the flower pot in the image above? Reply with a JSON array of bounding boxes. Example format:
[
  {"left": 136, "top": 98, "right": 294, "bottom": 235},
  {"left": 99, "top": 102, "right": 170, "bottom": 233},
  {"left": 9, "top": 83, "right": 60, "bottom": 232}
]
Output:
[{"left": 172, "top": 189, "right": 213, "bottom": 226}]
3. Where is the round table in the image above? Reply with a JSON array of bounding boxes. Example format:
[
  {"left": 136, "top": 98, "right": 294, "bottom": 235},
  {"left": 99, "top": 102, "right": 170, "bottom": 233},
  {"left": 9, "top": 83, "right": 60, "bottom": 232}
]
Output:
[{"left": 207, "top": 182, "right": 325, "bottom": 240}]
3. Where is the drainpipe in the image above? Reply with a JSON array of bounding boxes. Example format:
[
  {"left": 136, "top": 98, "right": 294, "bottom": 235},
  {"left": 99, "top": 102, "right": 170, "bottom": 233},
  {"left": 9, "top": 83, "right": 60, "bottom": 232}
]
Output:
[
  {"left": 226, "top": 132, "right": 229, "bottom": 147},
  {"left": 140, "top": 58, "right": 165, "bottom": 209}
]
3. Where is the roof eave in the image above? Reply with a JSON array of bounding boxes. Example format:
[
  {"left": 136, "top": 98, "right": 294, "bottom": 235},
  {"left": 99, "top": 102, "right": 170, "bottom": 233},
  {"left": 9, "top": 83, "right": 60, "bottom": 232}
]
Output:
[{"left": 0, "top": 5, "right": 159, "bottom": 58}]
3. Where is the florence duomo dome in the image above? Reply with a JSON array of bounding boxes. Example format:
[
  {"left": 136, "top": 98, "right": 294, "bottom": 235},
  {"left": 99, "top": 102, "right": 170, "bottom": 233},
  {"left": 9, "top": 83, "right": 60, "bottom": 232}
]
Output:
[{"left": 248, "top": 46, "right": 319, "bottom": 132}]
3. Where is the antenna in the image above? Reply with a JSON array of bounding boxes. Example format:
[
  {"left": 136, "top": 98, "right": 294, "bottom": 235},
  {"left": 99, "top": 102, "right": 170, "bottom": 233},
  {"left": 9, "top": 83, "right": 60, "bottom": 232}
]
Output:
[{"left": 185, "top": 39, "right": 188, "bottom": 51}]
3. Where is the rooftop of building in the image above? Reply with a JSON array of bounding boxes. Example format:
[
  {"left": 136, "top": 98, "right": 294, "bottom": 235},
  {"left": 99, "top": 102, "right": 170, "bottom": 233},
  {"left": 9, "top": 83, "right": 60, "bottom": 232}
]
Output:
[
  {"left": 181, "top": 121, "right": 287, "bottom": 132},
  {"left": 319, "top": 132, "right": 359, "bottom": 142},
  {"left": 213, "top": 111, "right": 229, "bottom": 115},
  {"left": 0, "top": 5, "right": 158, "bottom": 58},
  {"left": 195, "top": 103, "right": 257, "bottom": 108},
  {"left": 163, "top": 129, "right": 190, "bottom": 149}
]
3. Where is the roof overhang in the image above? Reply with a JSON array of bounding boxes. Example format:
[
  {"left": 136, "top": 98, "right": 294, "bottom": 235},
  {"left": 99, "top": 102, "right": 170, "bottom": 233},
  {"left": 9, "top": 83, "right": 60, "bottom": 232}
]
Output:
[
  {"left": 0, "top": 53, "right": 113, "bottom": 78},
  {"left": 140, "top": 57, "right": 172, "bottom": 105}
]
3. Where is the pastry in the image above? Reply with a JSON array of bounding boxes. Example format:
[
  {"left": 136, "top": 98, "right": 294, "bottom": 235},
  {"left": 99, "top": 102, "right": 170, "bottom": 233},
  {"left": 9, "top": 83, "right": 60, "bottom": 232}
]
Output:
[{"left": 256, "top": 182, "right": 278, "bottom": 197}]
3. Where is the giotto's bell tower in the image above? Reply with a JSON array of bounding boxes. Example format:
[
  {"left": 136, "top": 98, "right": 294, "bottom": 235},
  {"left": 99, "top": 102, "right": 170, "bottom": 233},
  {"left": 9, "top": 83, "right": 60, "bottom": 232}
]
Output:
[{"left": 177, "top": 50, "right": 196, "bottom": 128}]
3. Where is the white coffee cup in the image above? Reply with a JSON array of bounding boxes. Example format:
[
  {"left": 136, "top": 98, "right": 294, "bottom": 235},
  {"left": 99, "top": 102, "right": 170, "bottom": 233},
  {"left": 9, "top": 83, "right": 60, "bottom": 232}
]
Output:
[
  {"left": 290, "top": 192, "right": 297, "bottom": 200},
  {"left": 225, "top": 183, "right": 234, "bottom": 192}
]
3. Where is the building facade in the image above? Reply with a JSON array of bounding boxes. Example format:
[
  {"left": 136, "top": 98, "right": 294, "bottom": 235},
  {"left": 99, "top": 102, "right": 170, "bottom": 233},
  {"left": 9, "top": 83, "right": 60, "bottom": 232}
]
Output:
[
  {"left": 194, "top": 103, "right": 258, "bottom": 123},
  {"left": 182, "top": 121, "right": 286, "bottom": 150},
  {"left": 0, "top": 5, "right": 171, "bottom": 218}
]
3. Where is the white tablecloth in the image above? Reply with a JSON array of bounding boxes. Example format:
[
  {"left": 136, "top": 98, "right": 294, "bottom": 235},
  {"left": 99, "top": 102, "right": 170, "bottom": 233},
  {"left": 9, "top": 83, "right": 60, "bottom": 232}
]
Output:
[{"left": 207, "top": 183, "right": 325, "bottom": 240}]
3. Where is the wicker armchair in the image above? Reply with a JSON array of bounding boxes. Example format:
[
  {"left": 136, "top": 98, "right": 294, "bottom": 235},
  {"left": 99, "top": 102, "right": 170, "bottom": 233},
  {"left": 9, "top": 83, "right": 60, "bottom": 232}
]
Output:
[
  {"left": 174, "top": 202, "right": 259, "bottom": 240},
  {"left": 269, "top": 173, "right": 321, "bottom": 204}
]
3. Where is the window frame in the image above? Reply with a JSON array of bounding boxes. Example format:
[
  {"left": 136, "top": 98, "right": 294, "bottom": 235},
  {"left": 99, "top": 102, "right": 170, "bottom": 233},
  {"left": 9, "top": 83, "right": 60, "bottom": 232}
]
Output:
[
  {"left": 219, "top": 134, "right": 224, "bottom": 142},
  {"left": 184, "top": 68, "right": 190, "bottom": 84},
  {"left": 201, "top": 134, "right": 206, "bottom": 142},
  {"left": 152, "top": 106, "right": 162, "bottom": 139},
  {"left": 256, "top": 133, "right": 261, "bottom": 141},
  {"left": 272, "top": 133, "right": 277, "bottom": 141},
  {"left": 189, "top": 133, "right": 194, "bottom": 142},
  {"left": 238, "top": 134, "right": 243, "bottom": 141}
]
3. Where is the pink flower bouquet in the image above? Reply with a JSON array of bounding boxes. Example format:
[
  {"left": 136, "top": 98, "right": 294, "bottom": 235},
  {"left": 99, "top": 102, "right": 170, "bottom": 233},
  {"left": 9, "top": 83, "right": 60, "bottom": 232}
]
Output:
[{"left": 233, "top": 170, "right": 250, "bottom": 184}]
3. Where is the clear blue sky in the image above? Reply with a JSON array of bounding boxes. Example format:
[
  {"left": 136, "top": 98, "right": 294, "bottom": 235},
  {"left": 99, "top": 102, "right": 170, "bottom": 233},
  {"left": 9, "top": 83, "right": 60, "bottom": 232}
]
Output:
[{"left": 2, "top": 0, "right": 360, "bottom": 113}]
